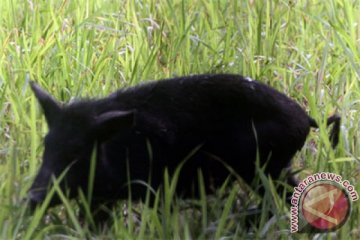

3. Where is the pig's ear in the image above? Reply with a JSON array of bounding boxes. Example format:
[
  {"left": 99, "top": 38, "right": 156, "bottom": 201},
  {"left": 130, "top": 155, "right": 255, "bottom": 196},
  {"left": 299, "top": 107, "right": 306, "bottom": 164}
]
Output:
[
  {"left": 30, "top": 81, "right": 61, "bottom": 127},
  {"left": 93, "top": 110, "right": 135, "bottom": 141}
]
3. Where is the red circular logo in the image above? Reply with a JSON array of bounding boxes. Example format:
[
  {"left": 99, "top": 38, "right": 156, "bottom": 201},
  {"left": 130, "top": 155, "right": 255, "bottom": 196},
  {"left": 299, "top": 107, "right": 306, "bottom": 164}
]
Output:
[{"left": 300, "top": 181, "right": 350, "bottom": 231}]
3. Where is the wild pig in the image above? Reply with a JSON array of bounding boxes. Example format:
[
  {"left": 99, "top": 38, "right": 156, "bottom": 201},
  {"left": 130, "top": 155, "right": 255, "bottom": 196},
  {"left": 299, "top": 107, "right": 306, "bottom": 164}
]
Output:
[{"left": 28, "top": 74, "right": 340, "bottom": 210}]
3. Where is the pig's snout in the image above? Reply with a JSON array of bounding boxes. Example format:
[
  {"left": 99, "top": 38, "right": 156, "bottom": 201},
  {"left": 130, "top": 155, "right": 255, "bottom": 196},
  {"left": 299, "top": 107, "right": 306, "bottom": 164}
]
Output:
[{"left": 28, "top": 188, "right": 47, "bottom": 210}]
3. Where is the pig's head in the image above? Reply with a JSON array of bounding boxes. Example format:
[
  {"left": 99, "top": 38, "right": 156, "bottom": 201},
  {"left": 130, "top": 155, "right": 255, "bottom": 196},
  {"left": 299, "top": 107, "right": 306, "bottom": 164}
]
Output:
[{"left": 28, "top": 82, "right": 134, "bottom": 208}]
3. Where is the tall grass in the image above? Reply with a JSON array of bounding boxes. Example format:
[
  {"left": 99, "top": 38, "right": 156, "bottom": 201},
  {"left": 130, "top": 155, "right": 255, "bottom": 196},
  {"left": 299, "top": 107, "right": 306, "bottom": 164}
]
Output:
[{"left": 0, "top": 0, "right": 359, "bottom": 238}]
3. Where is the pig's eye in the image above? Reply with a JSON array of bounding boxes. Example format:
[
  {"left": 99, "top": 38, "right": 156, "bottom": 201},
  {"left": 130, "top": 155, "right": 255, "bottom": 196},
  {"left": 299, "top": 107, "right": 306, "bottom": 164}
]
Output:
[{"left": 43, "top": 134, "right": 88, "bottom": 157}]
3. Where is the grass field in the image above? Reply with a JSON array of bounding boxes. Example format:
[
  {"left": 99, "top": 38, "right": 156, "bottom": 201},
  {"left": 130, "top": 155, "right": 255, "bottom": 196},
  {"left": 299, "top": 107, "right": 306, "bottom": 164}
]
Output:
[{"left": 1, "top": 0, "right": 360, "bottom": 239}]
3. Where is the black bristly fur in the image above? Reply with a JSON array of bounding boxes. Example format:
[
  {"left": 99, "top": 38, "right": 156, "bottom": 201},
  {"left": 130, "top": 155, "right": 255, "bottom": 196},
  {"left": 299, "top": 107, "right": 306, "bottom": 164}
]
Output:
[{"left": 28, "top": 74, "right": 340, "bottom": 214}]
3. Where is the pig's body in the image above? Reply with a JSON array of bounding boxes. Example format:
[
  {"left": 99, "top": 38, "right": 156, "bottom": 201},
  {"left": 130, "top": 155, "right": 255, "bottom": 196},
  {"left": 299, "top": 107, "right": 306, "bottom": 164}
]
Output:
[{"left": 29, "top": 74, "right": 340, "bottom": 209}]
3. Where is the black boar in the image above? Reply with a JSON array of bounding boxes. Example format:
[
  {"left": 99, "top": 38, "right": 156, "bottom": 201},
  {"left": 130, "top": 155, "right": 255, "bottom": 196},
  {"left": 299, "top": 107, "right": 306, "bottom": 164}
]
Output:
[{"left": 28, "top": 74, "right": 340, "bottom": 210}]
